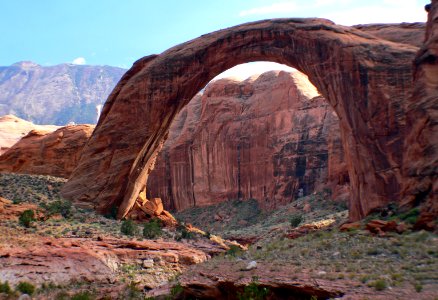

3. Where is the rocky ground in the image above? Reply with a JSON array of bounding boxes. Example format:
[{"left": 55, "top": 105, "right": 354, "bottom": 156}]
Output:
[{"left": 0, "top": 173, "right": 437, "bottom": 299}]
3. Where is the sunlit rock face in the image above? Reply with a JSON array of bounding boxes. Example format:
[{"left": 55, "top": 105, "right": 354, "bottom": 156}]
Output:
[
  {"left": 147, "top": 70, "right": 345, "bottom": 211},
  {"left": 0, "top": 114, "right": 60, "bottom": 155},
  {"left": 0, "top": 124, "right": 94, "bottom": 178}
]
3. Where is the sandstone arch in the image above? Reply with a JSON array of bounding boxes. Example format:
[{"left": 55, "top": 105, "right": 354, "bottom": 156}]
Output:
[{"left": 61, "top": 18, "right": 418, "bottom": 221}]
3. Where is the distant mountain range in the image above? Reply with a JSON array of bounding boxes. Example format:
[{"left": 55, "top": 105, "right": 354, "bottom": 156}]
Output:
[{"left": 0, "top": 61, "right": 126, "bottom": 125}]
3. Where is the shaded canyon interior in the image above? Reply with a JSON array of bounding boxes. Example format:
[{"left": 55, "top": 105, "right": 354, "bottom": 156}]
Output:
[{"left": 147, "top": 71, "right": 347, "bottom": 212}]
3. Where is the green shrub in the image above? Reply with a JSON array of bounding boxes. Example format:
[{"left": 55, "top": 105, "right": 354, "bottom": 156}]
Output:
[
  {"left": 19, "top": 210, "right": 35, "bottom": 228},
  {"left": 414, "top": 282, "right": 423, "bottom": 293},
  {"left": 16, "top": 281, "right": 35, "bottom": 295},
  {"left": 170, "top": 283, "right": 184, "bottom": 297},
  {"left": 0, "top": 281, "right": 11, "bottom": 294},
  {"left": 121, "top": 219, "right": 137, "bottom": 236},
  {"left": 71, "top": 291, "right": 94, "bottom": 300},
  {"left": 176, "top": 224, "right": 194, "bottom": 240},
  {"left": 104, "top": 205, "right": 118, "bottom": 219},
  {"left": 226, "top": 245, "right": 243, "bottom": 257},
  {"left": 371, "top": 279, "right": 387, "bottom": 291},
  {"left": 399, "top": 207, "right": 420, "bottom": 225},
  {"left": 290, "top": 214, "right": 303, "bottom": 228},
  {"left": 143, "top": 219, "right": 163, "bottom": 239},
  {"left": 54, "top": 291, "right": 70, "bottom": 300},
  {"left": 41, "top": 200, "right": 72, "bottom": 218},
  {"left": 237, "top": 277, "right": 269, "bottom": 300}
]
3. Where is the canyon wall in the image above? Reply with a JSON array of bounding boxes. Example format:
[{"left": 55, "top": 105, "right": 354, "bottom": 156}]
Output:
[{"left": 148, "top": 71, "right": 345, "bottom": 211}]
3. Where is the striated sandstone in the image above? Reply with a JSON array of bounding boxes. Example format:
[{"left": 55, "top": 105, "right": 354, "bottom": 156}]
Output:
[
  {"left": 402, "top": 1, "right": 438, "bottom": 225},
  {"left": 0, "top": 124, "right": 94, "bottom": 178},
  {"left": 148, "top": 71, "right": 345, "bottom": 211},
  {"left": 62, "top": 18, "right": 418, "bottom": 221},
  {"left": 0, "top": 114, "right": 59, "bottom": 155},
  {"left": 353, "top": 23, "right": 425, "bottom": 48}
]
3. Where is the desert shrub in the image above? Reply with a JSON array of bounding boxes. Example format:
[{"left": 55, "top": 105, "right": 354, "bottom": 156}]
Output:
[
  {"left": 54, "top": 291, "right": 70, "bottom": 300},
  {"left": 104, "top": 205, "right": 119, "bottom": 219},
  {"left": 226, "top": 245, "right": 243, "bottom": 257},
  {"left": 176, "top": 224, "right": 194, "bottom": 240},
  {"left": 71, "top": 291, "right": 94, "bottom": 300},
  {"left": 170, "top": 283, "right": 184, "bottom": 298},
  {"left": 121, "top": 219, "right": 137, "bottom": 236},
  {"left": 143, "top": 219, "right": 162, "bottom": 239},
  {"left": 399, "top": 207, "right": 420, "bottom": 225},
  {"left": 290, "top": 214, "right": 303, "bottom": 228},
  {"left": 19, "top": 210, "right": 35, "bottom": 228},
  {"left": 414, "top": 282, "right": 423, "bottom": 292},
  {"left": 237, "top": 277, "right": 269, "bottom": 300},
  {"left": 370, "top": 279, "right": 387, "bottom": 291},
  {"left": 0, "top": 281, "right": 11, "bottom": 294},
  {"left": 41, "top": 200, "right": 72, "bottom": 218},
  {"left": 16, "top": 281, "right": 35, "bottom": 295}
]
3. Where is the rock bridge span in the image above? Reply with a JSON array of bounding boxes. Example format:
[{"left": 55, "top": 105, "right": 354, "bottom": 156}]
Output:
[{"left": 61, "top": 17, "right": 419, "bottom": 221}]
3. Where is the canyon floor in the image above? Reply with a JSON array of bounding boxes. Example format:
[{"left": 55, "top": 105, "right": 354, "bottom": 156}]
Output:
[{"left": 0, "top": 173, "right": 437, "bottom": 300}]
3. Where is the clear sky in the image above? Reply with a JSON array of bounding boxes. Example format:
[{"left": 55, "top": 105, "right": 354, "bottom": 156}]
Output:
[{"left": 0, "top": 0, "right": 428, "bottom": 70}]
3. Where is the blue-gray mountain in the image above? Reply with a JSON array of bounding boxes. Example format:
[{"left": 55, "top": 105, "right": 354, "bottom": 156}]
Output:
[{"left": 0, "top": 61, "right": 126, "bottom": 125}]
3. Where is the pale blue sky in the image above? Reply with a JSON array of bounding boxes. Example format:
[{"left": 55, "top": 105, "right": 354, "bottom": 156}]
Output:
[{"left": 0, "top": 0, "right": 428, "bottom": 68}]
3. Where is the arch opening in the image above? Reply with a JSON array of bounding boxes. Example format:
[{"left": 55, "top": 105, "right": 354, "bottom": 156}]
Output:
[
  {"left": 61, "top": 18, "right": 417, "bottom": 221},
  {"left": 145, "top": 61, "right": 344, "bottom": 213}
]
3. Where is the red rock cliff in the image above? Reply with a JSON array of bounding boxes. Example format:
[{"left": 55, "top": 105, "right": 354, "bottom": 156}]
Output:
[
  {"left": 147, "top": 71, "right": 345, "bottom": 211},
  {"left": 0, "top": 124, "right": 94, "bottom": 178}
]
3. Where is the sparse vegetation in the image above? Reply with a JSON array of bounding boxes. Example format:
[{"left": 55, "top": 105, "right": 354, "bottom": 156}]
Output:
[
  {"left": 41, "top": 199, "right": 72, "bottom": 218},
  {"left": 226, "top": 244, "right": 243, "bottom": 257},
  {"left": 70, "top": 291, "right": 94, "bottom": 300},
  {"left": 289, "top": 214, "right": 303, "bottom": 228},
  {"left": 0, "top": 281, "right": 12, "bottom": 294},
  {"left": 169, "top": 283, "right": 184, "bottom": 299},
  {"left": 143, "top": 218, "right": 162, "bottom": 239},
  {"left": 237, "top": 276, "right": 269, "bottom": 300},
  {"left": 121, "top": 219, "right": 138, "bottom": 236},
  {"left": 370, "top": 279, "right": 387, "bottom": 291},
  {"left": 19, "top": 209, "right": 36, "bottom": 228},
  {"left": 0, "top": 173, "right": 437, "bottom": 298},
  {"left": 16, "top": 281, "right": 36, "bottom": 295},
  {"left": 175, "top": 224, "right": 195, "bottom": 240}
]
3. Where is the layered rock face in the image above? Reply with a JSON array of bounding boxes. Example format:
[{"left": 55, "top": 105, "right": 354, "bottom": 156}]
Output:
[
  {"left": 0, "top": 62, "right": 125, "bottom": 125},
  {"left": 62, "top": 18, "right": 418, "bottom": 221},
  {"left": 0, "top": 114, "right": 59, "bottom": 155},
  {"left": 0, "top": 124, "right": 94, "bottom": 178},
  {"left": 353, "top": 23, "right": 426, "bottom": 48},
  {"left": 147, "top": 71, "right": 343, "bottom": 211},
  {"left": 402, "top": 1, "right": 438, "bottom": 224}
]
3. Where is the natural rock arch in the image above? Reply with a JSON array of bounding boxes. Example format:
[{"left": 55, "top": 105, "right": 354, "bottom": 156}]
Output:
[{"left": 61, "top": 18, "right": 418, "bottom": 221}]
